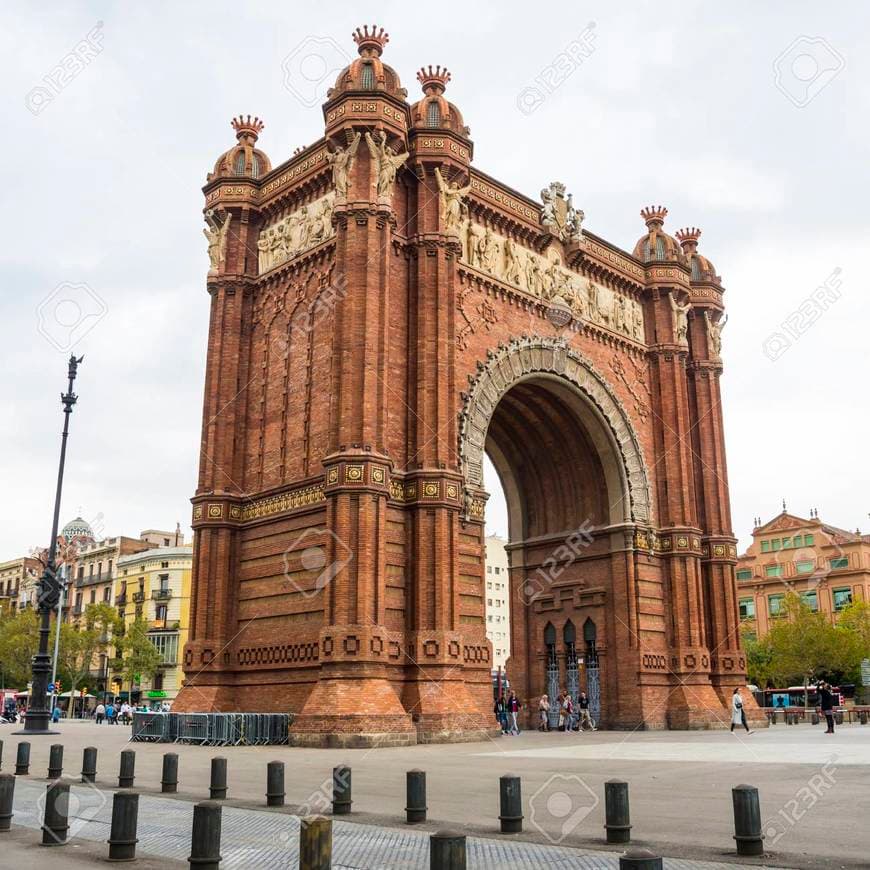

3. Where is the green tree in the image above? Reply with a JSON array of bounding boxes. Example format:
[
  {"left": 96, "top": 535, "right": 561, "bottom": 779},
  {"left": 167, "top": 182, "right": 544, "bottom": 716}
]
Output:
[
  {"left": 0, "top": 608, "right": 40, "bottom": 689},
  {"left": 58, "top": 602, "right": 121, "bottom": 713},
  {"left": 116, "top": 617, "right": 162, "bottom": 702},
  {"left": 836, "top": 600, "right": 870, "bottom": 659},
  {"left": 765, "top": 592, "right": 862, "bottom": 703},
  {"left": 741, "top": 623, "right": 775, "bottom": 688}
]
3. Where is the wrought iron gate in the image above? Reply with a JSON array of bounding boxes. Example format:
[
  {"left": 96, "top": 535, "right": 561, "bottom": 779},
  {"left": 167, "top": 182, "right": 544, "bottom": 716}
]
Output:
[{"left": 586, "top": 658, "right": 601, "bottom": 724}]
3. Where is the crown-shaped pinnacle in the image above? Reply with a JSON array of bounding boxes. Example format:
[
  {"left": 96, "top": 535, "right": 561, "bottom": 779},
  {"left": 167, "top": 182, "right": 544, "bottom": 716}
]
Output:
[
  {"left": 675, "top": 227, "right": 702, "bottom": 249},
  {"left": 353, "top": 24, "right": 389, "bottom": 56},
  {"left": 231, "top": 115, "right": 265, "bottom": 141},
  {"left": 417, "top": 65, "right": 451, "bottom": 92},
  {"left": 640, "top": 205, "right": 668, "bottom": 227}
]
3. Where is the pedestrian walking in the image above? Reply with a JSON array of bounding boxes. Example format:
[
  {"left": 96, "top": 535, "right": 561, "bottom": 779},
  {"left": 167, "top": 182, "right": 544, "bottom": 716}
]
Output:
[
  {"left": 730, "top": 688, "right": 752, "bottom": 734},
  {"left": 106, "top": 702, "right": 116, "bottom": 724},
  {"left": 494, "top": 694, "right": 508, "bottom": 734},
  {"left": 818, "top": 682, "right": 836, "bottom": 734},
  {"left": 561, "top": 691, "right": 574, "bottom": 732},
  {"left": 95, "top": 702, "right": 106, "bottom": 724},
  {"left": 508, "top": 690, "right": 521, "bottom": 735},
  {"left": 577, "top": 691, "right": 595, "bottom": 731},
  {"left": 538, "top": 694, "right": 550, "bottom": 731}
]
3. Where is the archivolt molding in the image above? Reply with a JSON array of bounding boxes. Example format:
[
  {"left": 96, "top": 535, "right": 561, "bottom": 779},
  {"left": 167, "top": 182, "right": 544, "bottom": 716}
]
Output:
[{"left": 458, "top": 335, "right": 652, "bottom": 523}]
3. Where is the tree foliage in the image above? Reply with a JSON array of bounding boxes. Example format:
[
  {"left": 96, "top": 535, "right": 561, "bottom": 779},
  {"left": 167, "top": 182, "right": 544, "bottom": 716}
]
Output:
[
  {"left": 0, "top": 608, "right": 40, "bottom": 688},
  {"left": 116, "top": 617, "right": 162, "bottom": 696},
  {"left": 58, "top": 602, "right": 121, "bottom": 699}
]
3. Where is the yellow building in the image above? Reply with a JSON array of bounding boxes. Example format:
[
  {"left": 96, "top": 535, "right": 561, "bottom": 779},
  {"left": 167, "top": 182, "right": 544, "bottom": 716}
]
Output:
[
  {"left": 737, "top": 509, "right": 869, "bottom": 638},
  {"left": 112, "top": 545, "right": 192, "bottom": 707}
]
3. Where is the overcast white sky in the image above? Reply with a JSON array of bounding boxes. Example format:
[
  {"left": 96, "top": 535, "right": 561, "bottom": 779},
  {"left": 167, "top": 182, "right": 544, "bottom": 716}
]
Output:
[{"left": 1, "top": 2, "right": 868, "bottom": 557}]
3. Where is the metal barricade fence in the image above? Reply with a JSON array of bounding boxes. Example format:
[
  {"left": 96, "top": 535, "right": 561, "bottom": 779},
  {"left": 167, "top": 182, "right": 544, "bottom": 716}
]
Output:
[{"left": 130, "top": 711, "right": 291, "bottom": 745}]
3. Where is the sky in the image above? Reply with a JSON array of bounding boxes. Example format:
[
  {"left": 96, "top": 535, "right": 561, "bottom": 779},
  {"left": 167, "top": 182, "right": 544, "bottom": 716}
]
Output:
[{"left": 1, "top": 2, "right": 868, "bottom": 557}]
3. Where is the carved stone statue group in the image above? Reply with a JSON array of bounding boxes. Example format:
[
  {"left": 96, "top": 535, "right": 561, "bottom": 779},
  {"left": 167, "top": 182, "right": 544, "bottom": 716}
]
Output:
[
  {"left": 203, "top": 209, "right": 232, "bottom": 275},
  {"left": 460, "top": 220, "right": 643, "bottom": 342},
  {"left": 258, "top": 192, "right": 336, "bottom": 274}
]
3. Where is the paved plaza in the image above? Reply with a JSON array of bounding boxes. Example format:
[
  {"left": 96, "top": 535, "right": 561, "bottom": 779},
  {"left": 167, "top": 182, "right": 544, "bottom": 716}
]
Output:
[{"left": 2, "top": 720, "right": 866, "bottom": 868}]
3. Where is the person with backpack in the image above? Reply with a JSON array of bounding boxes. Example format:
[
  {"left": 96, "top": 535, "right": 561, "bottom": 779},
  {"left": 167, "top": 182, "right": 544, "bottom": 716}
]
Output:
[
  {"left": 507, "top": 690, "right": 521, "bottom": 735},
  {"left": 494, "top": 694, "right": 508, "bottom": 734}
]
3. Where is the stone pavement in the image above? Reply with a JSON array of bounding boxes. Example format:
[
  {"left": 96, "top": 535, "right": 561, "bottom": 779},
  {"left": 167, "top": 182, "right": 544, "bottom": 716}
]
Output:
[
  {"left": 1, "top": 720, "right": 866, "bottom": 867},
  {"left": 9, "top": 778, "right": 785, "bottom": 869}
]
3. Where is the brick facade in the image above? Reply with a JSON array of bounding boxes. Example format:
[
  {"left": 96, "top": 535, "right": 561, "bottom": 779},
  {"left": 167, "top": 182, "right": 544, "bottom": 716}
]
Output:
[{"left": 174, "top": 26, "right": 751, "bottom": 742}]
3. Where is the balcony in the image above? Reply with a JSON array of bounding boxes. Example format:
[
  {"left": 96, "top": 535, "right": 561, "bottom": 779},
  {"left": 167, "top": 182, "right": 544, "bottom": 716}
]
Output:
[
  {"left": 132, "top": 591, "right": 145, "bottom": 604},
  {"left": 151, "top": 588, "right": 172, "bottom": 601},
  {"left": 115, "top": 593, "right": 127, "bottom": 606}
]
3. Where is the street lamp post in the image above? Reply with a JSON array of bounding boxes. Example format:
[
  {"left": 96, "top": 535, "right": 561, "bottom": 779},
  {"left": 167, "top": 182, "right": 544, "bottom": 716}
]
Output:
[{"left": 16, "top": 354, "right": 83, "bottom": 735}]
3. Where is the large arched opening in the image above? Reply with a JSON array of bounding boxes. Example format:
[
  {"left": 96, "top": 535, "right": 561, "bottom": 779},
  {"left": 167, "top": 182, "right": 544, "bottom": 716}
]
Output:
[{"left": 462, "top": 338, "right": 652, "bottom": 728}]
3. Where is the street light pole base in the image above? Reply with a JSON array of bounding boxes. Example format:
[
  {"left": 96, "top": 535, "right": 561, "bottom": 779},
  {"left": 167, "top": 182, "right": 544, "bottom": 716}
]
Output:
[{"left": 12, "top": 729, "right": 61, "bottom": 736}]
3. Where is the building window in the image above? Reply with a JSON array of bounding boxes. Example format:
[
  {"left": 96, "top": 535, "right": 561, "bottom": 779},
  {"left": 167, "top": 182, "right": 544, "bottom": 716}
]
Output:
[
  {"left": 768, "top": 594, "right": 785, "bottom": 617},
  {"left": 163, "top": 538, "right": 170, "bottom": 546},
  {"left": 781, "top": 537, "right": 791, "bottom": 548},
  {"left": 736, "top": 569, "right": 752, "bottom": 580},
  {"left": 161, "top": 561, "right": 169, "bottom": 570},
  {"left": 487, "top": 566, "right": 492, "bottom": 574},
  {"left": 494, "top": 567, "right": 500, "bottom": 575},
  {"left": 739, "top": 598, "right": 755, "bottom": 619},
  {"left": 159, "top": 574, "right": 169, "bottom": 592},
  {"left": 793, "top": 535, "right": 803, "bottom": 547},
  {"left": 74, "top": 592, "right": 82, "bottom": 609},
  {"left": 103, "top": 587, "right": 111, "bottom": 602},
  {"left": 426, "top": 101, "right": 441, "bottom": 127},
  {"left": 833, "top": 588, "right": 853, "bottom": 611},
  {"left": 771, "top": 539, "right": 781, "bottom": 551},
  {"left": 89, "top": 563, "right": 94, "bottom": 577},
  {"left": 152, "top": 671, "right": 164, "bottom": 691},
  {"left": 796, "top": 559, "right": 815, "bottom": 574},
  {"left": 801, "top": 591, "right": 819, "bottom": 611},
  {"left": 804, "top": 534, "right": 814, "bottom": 545},
  {"left": 761, "top": 540, "right": 770, "bottom": 553},
  {"left": 77, "top": 566, "right": 84, "bottom": 580},
  {"left": 360, "top": 63, "right": 375, "bottom": 89},
  {"left": 829, "top": 557, "right": 849, "bottom": 569},
  {"left": 487, "top": 599, "right": 492, "bottom": 606},
  {"left": 107, "top": 559, "right": 112, "bottom": 576},
  {"left": 764, "top": 565, "right": 783, "bottom": 578},
  {"left": 233, "top": 151, "right": 246, "bottom": 174},
  {"left": 155, "top": 604, "right": 167, "bottom": 623},
  {"left": 149, "top": 633, "right": 178, "bottom": 664}
]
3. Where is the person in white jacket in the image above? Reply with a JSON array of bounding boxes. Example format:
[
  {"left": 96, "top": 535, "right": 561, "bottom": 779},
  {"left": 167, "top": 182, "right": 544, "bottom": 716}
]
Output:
[{"left": 730, "top": 688, "right": 753, "bottom": 734}]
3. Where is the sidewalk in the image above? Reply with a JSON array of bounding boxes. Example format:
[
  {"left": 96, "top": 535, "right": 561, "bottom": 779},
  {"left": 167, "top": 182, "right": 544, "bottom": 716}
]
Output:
[{"left": 9, "top": 779, "right": 786, "bottom": 869}]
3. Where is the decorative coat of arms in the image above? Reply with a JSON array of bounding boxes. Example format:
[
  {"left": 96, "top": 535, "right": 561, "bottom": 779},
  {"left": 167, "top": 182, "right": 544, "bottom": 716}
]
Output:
[{"left": 540, "top": 181, "right": 584, "bottom": 244}]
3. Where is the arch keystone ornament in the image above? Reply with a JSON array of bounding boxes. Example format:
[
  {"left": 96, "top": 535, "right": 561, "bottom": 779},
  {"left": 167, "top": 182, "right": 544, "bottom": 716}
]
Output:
[{"left": 174, "top": 25, "right": 757, "bottom": 741}]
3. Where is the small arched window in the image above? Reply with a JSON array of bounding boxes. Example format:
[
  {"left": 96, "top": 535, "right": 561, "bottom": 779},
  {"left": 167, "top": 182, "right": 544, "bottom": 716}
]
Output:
[
  {"left": 252, "top": 155, "right": 262, "bottom": 179},
  {"left": 360, "top": 63, "right": 375, "bottom": 89},
  {"left": 233, "top": 151, "right": 246, "bottom": 175},
  {"left": 426, "top": 101, "right": 441, "bottom": 128}
]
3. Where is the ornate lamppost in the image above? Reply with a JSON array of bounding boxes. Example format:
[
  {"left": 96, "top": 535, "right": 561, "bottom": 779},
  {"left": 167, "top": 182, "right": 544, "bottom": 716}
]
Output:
[{"left": 16, "top": 354, "right": 83, "bottom": 735}]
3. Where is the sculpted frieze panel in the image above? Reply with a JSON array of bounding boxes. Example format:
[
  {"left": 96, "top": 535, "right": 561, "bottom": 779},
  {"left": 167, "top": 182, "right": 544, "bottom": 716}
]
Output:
[
  {"left": 459, "top": 220, "right": 644, "bottom": 343},
  {"left": 258, "top": 191, "right": 336, "bottom": 274}
]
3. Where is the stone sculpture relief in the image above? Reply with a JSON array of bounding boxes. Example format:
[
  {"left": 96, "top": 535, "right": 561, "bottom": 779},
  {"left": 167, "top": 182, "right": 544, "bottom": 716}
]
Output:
[
  {"left": 434, "top": 167, "right": 471, "bottom": 235},
  {"left": 669, "top": 292, "right": 691, "bottom": 345},
  {"left": 460, "top": 220, "right": 643, "bottom": 342},
  {"left": 540, "top": 181, "right": 583, "bottom": 243},
  {"left": 703, "top": 310, "right": 726, "bottom": 357},
  {"left": 203, "top": 209, "right": 232, "bottom": 275},
  {"left": 365, "top": 130, "right": 409, "bottom": 200},
  {"left": 258, "top": 192, "right": 336, "bottom": 274},
  {"left": 326, "top": 131, "right": 361, "bottom": 199}
]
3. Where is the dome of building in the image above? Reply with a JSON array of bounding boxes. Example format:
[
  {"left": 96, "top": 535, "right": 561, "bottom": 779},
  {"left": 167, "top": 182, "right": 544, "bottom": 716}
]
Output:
[
  {"left": 410, "top": 66, "right": 469, "bottom": 135},
  {"left": 328, "top": 25, "right": 407, "bottom": 100},
  {"left": 62, "top": 516, "right": 95, "bottom": 543},
  {"left": 632, "top": 206, "right": 685, "bottom": 264},
  {"left": 208, "top": 115, "right": 272, "bottom": 182},
  {"left": 676, "top": 227, "right": 719, "bottom": 283}
]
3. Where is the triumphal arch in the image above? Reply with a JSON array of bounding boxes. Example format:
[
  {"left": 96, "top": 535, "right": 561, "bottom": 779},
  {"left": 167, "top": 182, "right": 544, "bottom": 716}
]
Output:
[{"left": 175, "top": 26, "right": 746, "bottom": 745}]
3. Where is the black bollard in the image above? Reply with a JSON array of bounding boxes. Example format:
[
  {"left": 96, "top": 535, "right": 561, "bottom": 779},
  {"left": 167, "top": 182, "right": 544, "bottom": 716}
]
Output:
[
  {"left": 117, "top": 749, "right": 136, "bottom": 789},
  {"left": 332, "top": 765, "right": 352, "bottom": 815},
  {"left": 82, "top": 746, "right": 98, "bottom": 783},
  {"left": 300, "top": 816, "right": 332, "bottom": 870},
  {"left": 619, "top": 848, "right": 663, "bottom": 869},
  {"left": 188, "top": 801, "right": 222, "bottom": 870},
  {"left": 732, "top": 784, "right": 764, "bottom": 857},
  {"left": 769, "top": 711, "right": 776, "bottom": 725},
  {"left": 811, "top": 712, "right": 820, "bottom": 726},
  {"left": 430, "top": 830, "right": 467, "bottom": 870},
  {"left": 861, "top": 711, "right": 868, "bottom": 726},
  {"left": 15, "top": 742, "right": 30, "bottom": 776},
  {"left": 499, "top": 774, "right": 523, "bottom": 833},
  {"left": 107, "top": 790, "right": 139, "bottom": 861},
  {"left": 406, "top": 769, "right": 427, "bottom": 824},
  {"left": 0, "top": 738, "right": 3, "bottom": 771},
  {"left": 835, "top": 711, "right": 844, "bottom": 726},
  {"left": 605, "top": 779, "right": 631, "bottom": 844},
  {"left": 48, "top": 744, "right": 63, "bottom": 780},
  {"left": 0, "top": 773, "right": 14, "bottom": 831},
  {"left": 42, "top": 780, "right": 70, "bottom": 846},
  {"left": 161, "top": 752, "right": 179, "bottom": 794},
  {"left": 266, "top": 761, "right": 285, "bottom": 807},
  {"left": 209, "top": 757, "right": 227, "bottom": 800}
]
